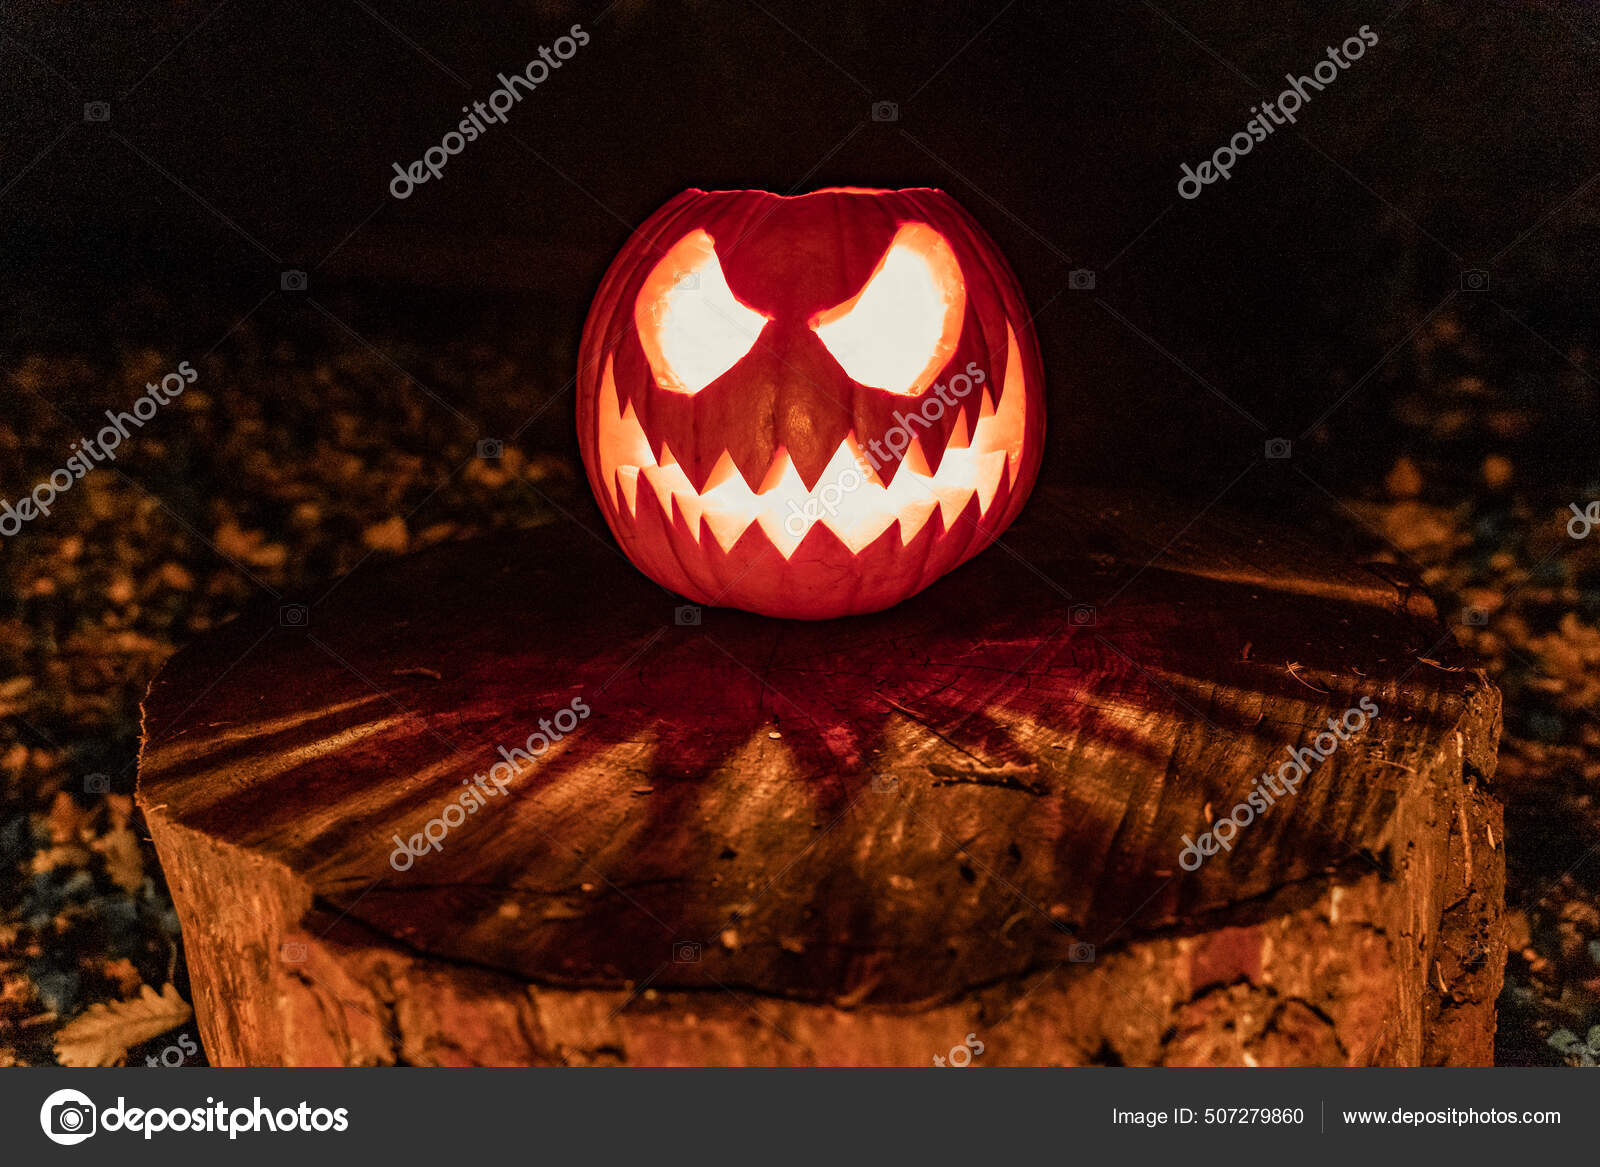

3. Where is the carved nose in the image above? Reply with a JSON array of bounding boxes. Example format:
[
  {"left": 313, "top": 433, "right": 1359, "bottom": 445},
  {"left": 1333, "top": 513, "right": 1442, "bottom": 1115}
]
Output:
[
  {"left": 766, "top": 320, "right": 862, "bottom": 491},
  {"left": 687, "top": 318, "right": 859, "bottom": 494}
]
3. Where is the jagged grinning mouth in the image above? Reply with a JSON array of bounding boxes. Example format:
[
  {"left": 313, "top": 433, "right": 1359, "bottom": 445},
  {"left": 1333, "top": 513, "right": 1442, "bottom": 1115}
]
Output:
[{"left": 597, "top": 325, "right": 1027, "bottom": 558}]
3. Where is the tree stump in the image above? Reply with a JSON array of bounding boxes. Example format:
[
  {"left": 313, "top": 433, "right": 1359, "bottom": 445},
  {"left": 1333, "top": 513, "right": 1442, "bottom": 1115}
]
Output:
[{"left": 137, "top": 487, "right": 1504, "bottom": 1066}]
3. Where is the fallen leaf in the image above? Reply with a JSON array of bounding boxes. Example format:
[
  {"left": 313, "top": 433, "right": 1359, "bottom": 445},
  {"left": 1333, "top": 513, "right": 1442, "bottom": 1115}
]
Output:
[
  {"left": 361, "top": 515, "right": 409, "bottom": 554},
  {"left": 93, "top": 824, "right": 145, "bottom": 894},
  {"left": 1385, "top": 456, "right": 1423, "bottom": 499},
  {"left": 101, "top": 957, "right": 143, "bottom": 998},
  {"left": 55, "top": 984, "right": 192, "bottom": 1067}
]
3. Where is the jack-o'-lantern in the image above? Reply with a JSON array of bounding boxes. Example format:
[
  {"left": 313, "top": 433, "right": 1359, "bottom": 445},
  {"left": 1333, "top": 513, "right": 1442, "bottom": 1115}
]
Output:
[{"left": 577, "top": 186, "right": 1046, "bottom": 619}]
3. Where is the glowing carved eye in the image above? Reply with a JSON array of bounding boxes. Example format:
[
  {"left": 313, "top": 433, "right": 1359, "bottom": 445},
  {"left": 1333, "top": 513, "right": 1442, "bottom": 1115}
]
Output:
[
  {"left": 811, "top": 223, "right": 965, "bottom": 396},
  {"left": 635, "top": 229, "right": 770, "bottom": 395}
]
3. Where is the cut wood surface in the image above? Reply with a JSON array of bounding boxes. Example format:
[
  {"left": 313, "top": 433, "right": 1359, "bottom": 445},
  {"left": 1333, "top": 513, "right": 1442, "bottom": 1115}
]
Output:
[{"left": 138, "top": 487, "right": 1504, "bottom": 1065}]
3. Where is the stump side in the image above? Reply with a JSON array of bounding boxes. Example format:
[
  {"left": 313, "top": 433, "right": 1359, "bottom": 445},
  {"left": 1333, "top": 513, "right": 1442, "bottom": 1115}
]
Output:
[{"left": 139, "top": 488, "right": 1504, "bottom": 1065}]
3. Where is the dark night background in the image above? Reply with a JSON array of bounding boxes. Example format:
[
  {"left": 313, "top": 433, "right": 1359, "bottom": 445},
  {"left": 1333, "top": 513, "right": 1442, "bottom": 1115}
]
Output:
[{"left": 2, "top": 0, "right": 1599, "bottom": 1065}]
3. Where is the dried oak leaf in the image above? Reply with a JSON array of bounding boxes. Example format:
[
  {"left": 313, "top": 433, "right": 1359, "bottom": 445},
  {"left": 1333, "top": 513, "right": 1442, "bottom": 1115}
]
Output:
[{"left": 54, "top": 983, "right": 192, "bottom": 1067}]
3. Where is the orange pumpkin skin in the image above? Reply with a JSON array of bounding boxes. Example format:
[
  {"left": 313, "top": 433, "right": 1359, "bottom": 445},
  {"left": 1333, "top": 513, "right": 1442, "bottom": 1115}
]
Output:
[{"left": 577, "top": 187, "right": 1046, "bottom": 619}]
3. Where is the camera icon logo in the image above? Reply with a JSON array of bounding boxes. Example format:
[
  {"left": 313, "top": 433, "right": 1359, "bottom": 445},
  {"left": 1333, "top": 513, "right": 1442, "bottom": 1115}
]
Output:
[
  {"left": 674, "top": 271, "right": 700, "bottom": 292},
  {"left": 1068, "top": 604, "right": 1097, "bottom": 627},
  {"left": 279, "top": 603, "right": 309, "bottom": 627},
  {"left": 1265, "top": 438, "right": 1292, "bottom": 459},
  {"left": 280, "top": 941, "right": 308, "bottom": 963},
  {"left": 870, "top": 773, "right": 899, "bottom": 795},
  {"left": 673, "top": 940, "right": 701, "bottom": 963},
  {"left": 82, "top": 101, "right": 110, "bottom": 123},
  {"left": 1067, "top": 941, "right": 1095, "bottom": 963},
  {"left": 83, "top": 773, "right": 111, "bottom": 795},
  {"left": 1460, "top": 269, "right": 1489, "bottom": 292},
  {"left": 1068, "top": 268, "right": 1096, "bottom": 291},
  {"left": 40, "top": 1088, "right": 97, "bottom": 1145},
  {"left": 280, "top": 269, "right": 308, "bottom": 292},
  {"left": 674, "top": 605, "right": 702, "bottom": 627},
  {"left": 1461, "top": 606, "right": 1489, "bottom": 627},
  {"left": 870, "top": 100, "right": 899, "bottom": 123}
]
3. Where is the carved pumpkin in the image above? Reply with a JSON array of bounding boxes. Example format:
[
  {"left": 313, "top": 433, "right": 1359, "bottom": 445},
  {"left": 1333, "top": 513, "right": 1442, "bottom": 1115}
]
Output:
[{"left": 577, "top": 186, "right": 1046, "bottom": 619}]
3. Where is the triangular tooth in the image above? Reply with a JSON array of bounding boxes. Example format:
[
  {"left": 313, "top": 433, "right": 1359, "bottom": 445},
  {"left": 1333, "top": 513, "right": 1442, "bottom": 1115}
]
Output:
[
  {"left": 722, "top": 439, "right": 773, "bottom": 495},
  {"left": 713, "top": 435, "right": 761, "bottom": 493},
  {"left": 973, "top": 450, "right": 1008, "bottom": 513},
  {"left": 756, "top": 516, "right": 804, "bottom": 558},
  {"left": 643, "top": 413, "right": 674, "bottom": 474},
  {"left": 616, "top": 466, "right": 640, "bottom": 515},
  {"left": 635, "top": 462, "right": 670, "bottom": 520},
  {"left": 678, "top": 436, "right": 725, "bottom": 495},
  {"left": 811, "top": 513, "right": 882, "bottom": 556},
  {"left": 697, "top": 452, "right": 761, "bottom": 552},
  {"left": 758, "top": 447, "right": 795, "bottom": 494},
  {"left": 822, "top": 518, "right": 897, "bottom": 555},
  {"left": 597, "top": 359, "right": 657, "bottom": 510},
  {"left": 870, "top": 424, "right": 920, "bottom": 487},
  {"left": 902, "top": 431, "right": 935, "bottom": 478},
  {"left": 706, "top": 511, "right": 756, "bottom": 554},
  {"left": 702, "top": 450, "right": 743, "bottom": 493},
  {"left": 823, "top": 501, "right": 899, "bottom": 552},
  {"left": 987, "top": 325, "right": 1028, "bottom": 480},
  {"left": 596, "top": 364, "right": 621, "bottom": 507},
  {"left": 894, "top": 496, "right": 942, "bottom": 546},
  {"left": 668, "top": 483, "right": 708, "bottom": 548},
  {"left": 946, "top": 408, "right": 971, "bottom": 451},
  {"left": 645, "top": 463, "right": 700, "bottom": 542},
  {"left": 791, "top": 449, "right": 837, "bottom": 493},
  {"left": 842, "top": 435, "right": 886, "bottom": 486},
  {"left": 657, "top": 439, "right": 682, "bottom": 474},
  {"left": 748, "top": 453, "right": 805, "bottom": 557}
]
